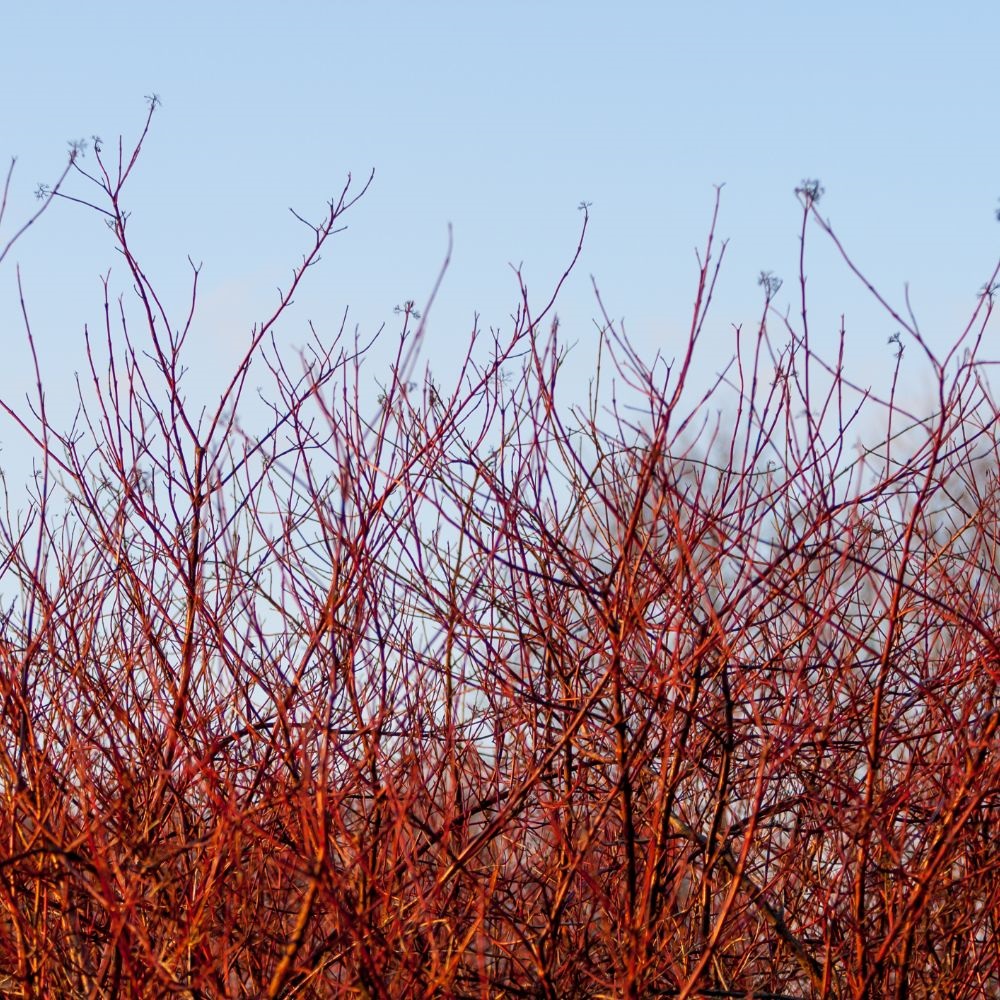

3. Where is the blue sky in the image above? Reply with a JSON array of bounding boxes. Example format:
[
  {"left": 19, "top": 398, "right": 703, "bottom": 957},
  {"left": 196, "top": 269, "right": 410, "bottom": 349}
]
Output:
[{"left": 1, "top": 1, "right": 998, "bottom": 483}]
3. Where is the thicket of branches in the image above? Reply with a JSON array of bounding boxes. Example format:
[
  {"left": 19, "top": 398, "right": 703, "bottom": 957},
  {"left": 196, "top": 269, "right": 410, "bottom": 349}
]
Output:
[{"left": 1, "top": 105, "right": 998, "bottom": 998}]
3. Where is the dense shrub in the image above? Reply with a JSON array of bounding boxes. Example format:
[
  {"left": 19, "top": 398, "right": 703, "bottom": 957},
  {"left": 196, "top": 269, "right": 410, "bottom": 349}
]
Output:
[{"left": 1, "top": 106, "right": 998, "bottom": 998}]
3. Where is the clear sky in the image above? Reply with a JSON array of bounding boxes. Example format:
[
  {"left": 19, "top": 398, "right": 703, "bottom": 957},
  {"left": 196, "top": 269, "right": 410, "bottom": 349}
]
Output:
[{"left": 1, "top": 1, "right": 998, "bottom": 485}]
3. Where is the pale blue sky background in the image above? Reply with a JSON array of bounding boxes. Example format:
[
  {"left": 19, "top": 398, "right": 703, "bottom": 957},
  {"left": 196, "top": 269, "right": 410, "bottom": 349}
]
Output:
[{"left": 1, "top": 1, "right": 997, "bottom": 485}]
